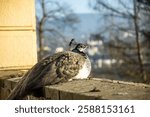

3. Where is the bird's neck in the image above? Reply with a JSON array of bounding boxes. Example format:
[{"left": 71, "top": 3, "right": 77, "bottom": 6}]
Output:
[{"left": 72, "top": 49, "right": 87, "bottom": 58}]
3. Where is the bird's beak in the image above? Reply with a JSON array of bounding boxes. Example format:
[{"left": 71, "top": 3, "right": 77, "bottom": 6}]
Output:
[{"left": 85, "top": 44, "right": 90, "bottom": 49}]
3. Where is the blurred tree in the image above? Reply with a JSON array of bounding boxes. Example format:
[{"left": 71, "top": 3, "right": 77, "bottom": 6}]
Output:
[
  {"left": 91, "top": 0, "right": 150, "bottom": 82},
  {"left": 137, "top": 0, "right": 150, "bottom": 6},
  {"left": 36, "top": 0, "right": 79, "bottom": 60},
  {"left": 137, "top": 0, "right": 150, "bottom": 82}
]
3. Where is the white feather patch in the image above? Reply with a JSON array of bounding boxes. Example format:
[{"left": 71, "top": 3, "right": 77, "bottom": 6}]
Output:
[{"left": 74, "top": 58, "right": 91, "bottom": 79}]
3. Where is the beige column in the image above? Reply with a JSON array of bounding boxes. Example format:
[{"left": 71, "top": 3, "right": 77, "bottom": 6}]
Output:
[{"left": 0, "top": 0, "right": 37, "bottom": 70}]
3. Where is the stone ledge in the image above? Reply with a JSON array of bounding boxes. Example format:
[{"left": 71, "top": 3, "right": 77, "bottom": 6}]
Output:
[{"left": 1, "top": 77, "right": 150, "bottom": 100}]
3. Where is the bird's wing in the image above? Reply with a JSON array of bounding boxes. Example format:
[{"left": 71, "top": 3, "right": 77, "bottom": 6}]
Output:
[
  {"left": 43, "top": 51, "right": 85, "bottom": 85},
  {"left": 7, "top": 51, "right": 85, "bottom": 99}
]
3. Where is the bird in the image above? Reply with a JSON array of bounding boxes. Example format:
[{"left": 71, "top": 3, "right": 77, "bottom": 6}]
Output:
[{"left": 7, "top": 40, "right": 91, "bottom": 100}]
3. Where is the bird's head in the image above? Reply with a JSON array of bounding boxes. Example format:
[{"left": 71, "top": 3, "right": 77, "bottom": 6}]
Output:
[
  {"left": 69, "top": 39, "right": 89, "bottom": 53},
  {"left": 74, "top": 43, "right": 88, "bottom": 52}
]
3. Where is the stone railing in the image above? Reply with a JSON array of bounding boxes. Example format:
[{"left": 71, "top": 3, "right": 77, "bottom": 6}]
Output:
[{"left": 0, "top": 71, "right": 150, "bottom": 100}]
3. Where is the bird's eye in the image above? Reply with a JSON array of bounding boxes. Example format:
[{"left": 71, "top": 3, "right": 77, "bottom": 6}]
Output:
[{"left": 83, "top": 45, "right": 86, "bottom": 48}]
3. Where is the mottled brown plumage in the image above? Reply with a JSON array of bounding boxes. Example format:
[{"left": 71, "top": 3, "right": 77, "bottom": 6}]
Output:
[{"left": 7, "top": 48, "right": 90, "bottom": 99}]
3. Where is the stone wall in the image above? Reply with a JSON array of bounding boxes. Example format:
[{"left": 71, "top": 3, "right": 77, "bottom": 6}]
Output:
[{"left": 1, "top": 74, "right": 150, "bottom": 100}]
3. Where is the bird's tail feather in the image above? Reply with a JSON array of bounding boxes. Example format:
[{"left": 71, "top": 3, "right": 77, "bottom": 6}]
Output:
[
  {"left": 7, "top": 78, "right": 27, "bottom": 100},
  {"left": 6, "top": 70, "right": 30, "bottom": 100}
]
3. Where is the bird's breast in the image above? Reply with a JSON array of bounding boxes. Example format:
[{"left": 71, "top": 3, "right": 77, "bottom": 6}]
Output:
[{"left": 74, "top": 58, "right": 91, "bottom": 79}]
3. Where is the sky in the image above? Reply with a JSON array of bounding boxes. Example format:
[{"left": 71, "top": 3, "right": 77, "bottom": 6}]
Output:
[
  {"left": 57, "top": 0, "right": 133, "bottom": 14},
  {"left": 58, "top": 0, "right": 95, "bottom": 13},
  {"left": 37, "top": 0, "right": 133, "bottom": 14}
]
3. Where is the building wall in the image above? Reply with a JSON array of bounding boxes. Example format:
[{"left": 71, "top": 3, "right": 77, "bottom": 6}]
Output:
[{"left": 0, "top": 0, "right": 37, "bottom": 70}]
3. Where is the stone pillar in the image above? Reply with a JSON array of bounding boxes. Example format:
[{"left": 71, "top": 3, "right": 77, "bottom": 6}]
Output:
[{"left": 0, "top": 0, "right": 37, "bottom": 70}]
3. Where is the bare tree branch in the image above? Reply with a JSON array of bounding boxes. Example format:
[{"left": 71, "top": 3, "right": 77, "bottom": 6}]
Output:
[
  {"left": 36, "top": 0, "right": 79, "bottom": 60},
  {"left": 92, "top": 0, "right": 150, "bottom": 82},
  {"left": 95, "top": 0, "right": 134, "bottom": 18}
]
